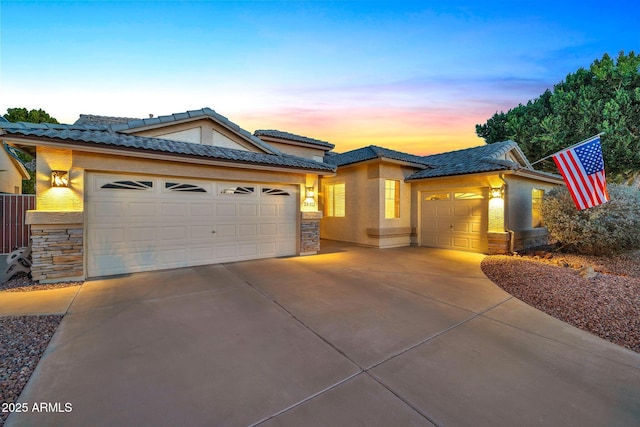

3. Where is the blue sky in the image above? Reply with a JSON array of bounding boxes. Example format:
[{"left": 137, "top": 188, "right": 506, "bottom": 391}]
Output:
[{"left": 1, "top": 0, "right": 638, "bottom": 154}]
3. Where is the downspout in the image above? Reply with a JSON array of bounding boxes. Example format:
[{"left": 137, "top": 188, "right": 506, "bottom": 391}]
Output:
[{"left": 499, "top": 173, "right": 515, "bottom": 253}]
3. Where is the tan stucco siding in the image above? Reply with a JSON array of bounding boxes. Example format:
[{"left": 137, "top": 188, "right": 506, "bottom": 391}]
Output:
[
  {"left": 35, "top": 146, "right": 84, "bottom": 210},
  {"left": 374, "top": 163, "right": 413, "bottom": 247},
  {"left": 0, "top": 150, "right": 24, "bottom": 193},
  {"left": 321, "top": 164, "right": 378, "bottom": 246},
  {"left": 131, "top": 118, "right": 255, "bottom": 152},
  {"left": 73, "top": 151, "right": 308, "bottom": 184},
  {"left": 320, "top": 161, "right": 415, "bottom": 248},
  {"left": 503, "top": 175, "right": 559, "bottom": 231},
  {"left": 266, "top": 141, "right": 325, "bottom": 161}
]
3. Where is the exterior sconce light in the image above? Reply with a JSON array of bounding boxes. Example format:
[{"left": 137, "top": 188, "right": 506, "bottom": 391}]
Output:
[
  {"left": 489, "top": 186, "right": 504, "bottom": 199},
  {"left": 305, "top": 187, "right": 315, "bottom": 198},
  {"left": 51, "top": 170, "right": 69, "bottom": 187},
  {"left": 303, "top": 186, "right": 316, "bottom": 209}
]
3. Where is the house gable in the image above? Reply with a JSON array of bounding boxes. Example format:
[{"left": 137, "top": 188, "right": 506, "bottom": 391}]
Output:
[
  {"left": 76, "top": 108, "right": 279, "bottom": 154},
  {"left": 254, "top": 130, "right": 335, "bottom": 162}
]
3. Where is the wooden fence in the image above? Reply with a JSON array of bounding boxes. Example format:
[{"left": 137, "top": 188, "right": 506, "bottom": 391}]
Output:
[{"left": 1, "top": 194, "right": 35, "bottom": 254}]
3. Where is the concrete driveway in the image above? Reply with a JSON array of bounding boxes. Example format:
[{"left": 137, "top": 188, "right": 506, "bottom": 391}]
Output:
[{"left": 7, "top": 241, "right": 640, "bottom": 426}]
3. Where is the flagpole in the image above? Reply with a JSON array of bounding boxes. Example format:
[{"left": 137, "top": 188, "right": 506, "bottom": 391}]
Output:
[{"left": 530, "top": 132, "right": 605, "bottom": 166}]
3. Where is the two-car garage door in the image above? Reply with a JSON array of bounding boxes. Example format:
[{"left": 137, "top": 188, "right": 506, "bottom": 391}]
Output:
[{"left": 87, "top": 173, "right": 297, "bottom": 277}]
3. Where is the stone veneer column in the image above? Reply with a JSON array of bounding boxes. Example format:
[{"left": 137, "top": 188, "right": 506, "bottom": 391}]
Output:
[
  {"left": 25, "top": 211, "right": 84, "bottom": 283},
  {"left": 300, "top": 211, "right": 322, "bottom": 255},
  {"left": 487, "top": 231, "right": 511, "bottom": 255}
]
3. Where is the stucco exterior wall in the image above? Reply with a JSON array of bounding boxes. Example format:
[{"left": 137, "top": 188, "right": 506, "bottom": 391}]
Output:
[
  {"left": 265, "top": 141, "right": 326, "bottom": 161},
  {"left": 72, "top": 151, "right": 309, "bottom": 184},
  {"left": 503, "top": 174, "right": 561, "bottom": 250},
  {"left": 0, "top": 150, "right": 23, "bottom": 194},
  {"left": 130, "top": 118, "right": 254, "bottom": 151},
  {"left": 35, "top": 147, "right": 84, "bottom": 211},
  {"left": 320, "top": 161, "right": 415, "bottom": 248},
  {"left": 320, "top": 163, "right": 376, "bottom": 246}
]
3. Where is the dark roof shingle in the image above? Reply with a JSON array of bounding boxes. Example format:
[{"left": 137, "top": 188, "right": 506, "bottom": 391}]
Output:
[
  {"left": 325, "top": 145, "right": 430, "bottom": 168},
  {"left": 325, "top": 141, "right": 526, "bottom": 179},
  {"left": 75, "top": 108, "right": 279, "bottom": 155},
  {"left": 407, "top": 141, "right": 522, "bottom": 180},
  {"left": 254, "top": 130, "right": 335, "bottom": 149},
  {"left": 0, "top": 122, "right": 335, "bottom": 172}
]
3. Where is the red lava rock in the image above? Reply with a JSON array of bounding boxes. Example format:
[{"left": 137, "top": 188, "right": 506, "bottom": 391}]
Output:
[{"left": 481, "top": 250, "right": 640, "bottom": 354}]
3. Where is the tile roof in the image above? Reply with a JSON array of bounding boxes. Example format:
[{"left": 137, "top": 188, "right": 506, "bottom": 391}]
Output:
[
  {"left": 325, "top": 141, "right": 530, "bottom": 179},
  {"left": 75, "top": 108, "right": 279, "bottom": 155},
  {"left": 74, "top": 114, "right": 138, "bottom": 126},
  {"left": 324, "top": 145, "right": 431, "bottom": 168},
  {"left": 0, "top": 122, "right": 335, "bottom": 173},
  {"left": 254, "top": 130, "right": 335, "bottom": 149},
  {"left": 407, "top": 140, "right": 522, "bottom": 180}
]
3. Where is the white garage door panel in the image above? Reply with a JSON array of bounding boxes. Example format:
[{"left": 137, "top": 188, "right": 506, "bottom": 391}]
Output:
[
  {"left": 421, "top": 189, "right": 488, "bottom": 253},
  {"left": 87, "top": 174, "right": 298, "bottom": 277}
]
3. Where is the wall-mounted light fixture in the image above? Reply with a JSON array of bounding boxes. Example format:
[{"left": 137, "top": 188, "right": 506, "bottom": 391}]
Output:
[
  {"left": 305, "top": 187, "right": 315, "bottom": 198},
  {"left": 51, "top": 170, "right": 69, "bottom": 187},
  {"left": 489, "top": 186, "right": 504, "bottom": 199}
]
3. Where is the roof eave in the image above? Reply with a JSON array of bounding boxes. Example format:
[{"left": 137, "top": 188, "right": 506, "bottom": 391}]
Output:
[
  {"left": 2, "top": 135, "right": 335, "bottom": 176},
  {"left": 512, "top": 168, "right": 565, "bottom": 184}
]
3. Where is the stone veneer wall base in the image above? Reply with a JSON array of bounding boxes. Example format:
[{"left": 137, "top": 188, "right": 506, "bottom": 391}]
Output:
[
  {"left": 300, "top": 211, "right": 322, "bottom": 255},
  {"left": 25, "top": 211, "right": 84, "bottom": 283}
]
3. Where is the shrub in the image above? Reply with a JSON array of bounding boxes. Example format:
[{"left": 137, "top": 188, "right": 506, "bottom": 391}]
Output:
[{"left": 541, "top": 184, "right": 640, "bottom": 255}]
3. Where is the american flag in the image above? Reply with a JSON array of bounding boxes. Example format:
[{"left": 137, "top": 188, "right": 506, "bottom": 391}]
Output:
[{"left": 552, "top": 137, "right": 609, "bottom": 210}]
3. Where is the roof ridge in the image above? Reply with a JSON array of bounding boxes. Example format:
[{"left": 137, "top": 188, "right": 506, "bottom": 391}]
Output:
[{"left": 254, "top": 129, "right": 335, "bottom": 149}]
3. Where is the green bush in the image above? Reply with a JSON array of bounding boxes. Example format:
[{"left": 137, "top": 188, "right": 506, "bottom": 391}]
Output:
[{"left": 541, "top": 184, "right": 640, "bottom": 255}]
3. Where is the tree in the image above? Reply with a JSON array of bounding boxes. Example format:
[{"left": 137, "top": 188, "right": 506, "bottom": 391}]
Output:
[
  {"left": 476, "top": 51, "right": 640, "bottom": 183},
  {"left": 3, "top": 107, "right": 59, "bottom": 124},
  {"left": 3, "top": 107, "right": 60, "bottom": 194}
]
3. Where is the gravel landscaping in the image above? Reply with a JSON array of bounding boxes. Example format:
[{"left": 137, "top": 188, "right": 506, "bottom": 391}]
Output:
[
  {"left": 0, "top": 274, "right": 80, "bottom": 426},
  {"left": 481, "top": 249, "right": 640, "bottom": 353},
  {"left": 0, "top": 315, "right": 63, "bottom": 426}
]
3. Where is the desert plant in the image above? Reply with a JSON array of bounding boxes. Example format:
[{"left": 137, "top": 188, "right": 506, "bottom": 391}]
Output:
[{"left": 541, "top": 184, "right": 640, "bottom": 255}]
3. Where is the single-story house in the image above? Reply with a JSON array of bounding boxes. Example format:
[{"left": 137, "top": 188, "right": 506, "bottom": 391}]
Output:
[
  {"left": 320, "top": 142, "right": 564, "bottom": 254},
  {"left": 0, "top": 107, "right": 563, "bottom": 283}
]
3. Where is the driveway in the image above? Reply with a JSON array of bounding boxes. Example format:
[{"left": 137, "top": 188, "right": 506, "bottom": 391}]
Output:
[{"left": 7, "top": 241, "right": 640, "bottom": 426}]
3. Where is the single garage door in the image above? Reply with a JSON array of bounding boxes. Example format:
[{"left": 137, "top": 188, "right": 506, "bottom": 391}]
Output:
[
  {"left": 87, "top": 173, "right": 298, "bottom": 277},
  {"left": 420, "top": 189, "right": 488, "bottom": 253}
]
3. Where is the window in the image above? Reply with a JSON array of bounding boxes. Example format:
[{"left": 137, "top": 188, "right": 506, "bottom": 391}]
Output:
[
  {"left": 262, "top": 188, "right": 290, "bottom": 196},
  {"left": 325, "top": 183, "right": 345, "bottom": 217},
  {"left": 455, "top": 192, "right": 484, "bottom": 200},
  {"left": 165, "top": 182, "right": 207, "bottom": 193},
  {"left": 101, "top": 180, "right": 153, "bottom": 190},
  {"left": 532, "top": 189, "right": 544, "bottom": 227},
  {"left": 424, "top": 193, "right": 450, "bottom": 201},
  {"left": 221, "top": 186, "right": 254, "bottom": 195},
  {"left": 384, "top": 180, "right": 400, "bottom": 218}
]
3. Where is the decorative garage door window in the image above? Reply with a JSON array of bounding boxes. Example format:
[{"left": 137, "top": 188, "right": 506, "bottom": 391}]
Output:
[
  {"left": 165, "top": 182, "right": 207, "bottom": 193},
  {"left": 454, "top": 192, "right": 484, "bottom": 199},
  {"left": 221, "top": 186, "right": 254, "bottom": 195},
  {"left": 101, "top": 180, "right": 153, "bottom": 190},
  {"left": 424, "top": 193, "right": 450, "bottom": 201},
  {"left": 262, "top": 188, "right": 290, "bottom": 196}
]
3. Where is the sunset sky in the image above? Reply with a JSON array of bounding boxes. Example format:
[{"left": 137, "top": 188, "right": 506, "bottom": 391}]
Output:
[{"left": 1, "top": 1, "right": 638, "bottom": 155}]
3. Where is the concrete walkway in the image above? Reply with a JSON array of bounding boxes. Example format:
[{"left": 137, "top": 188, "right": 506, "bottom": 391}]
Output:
[{"left": 5, "top": 241, "right": 640, "bottom": 426}]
